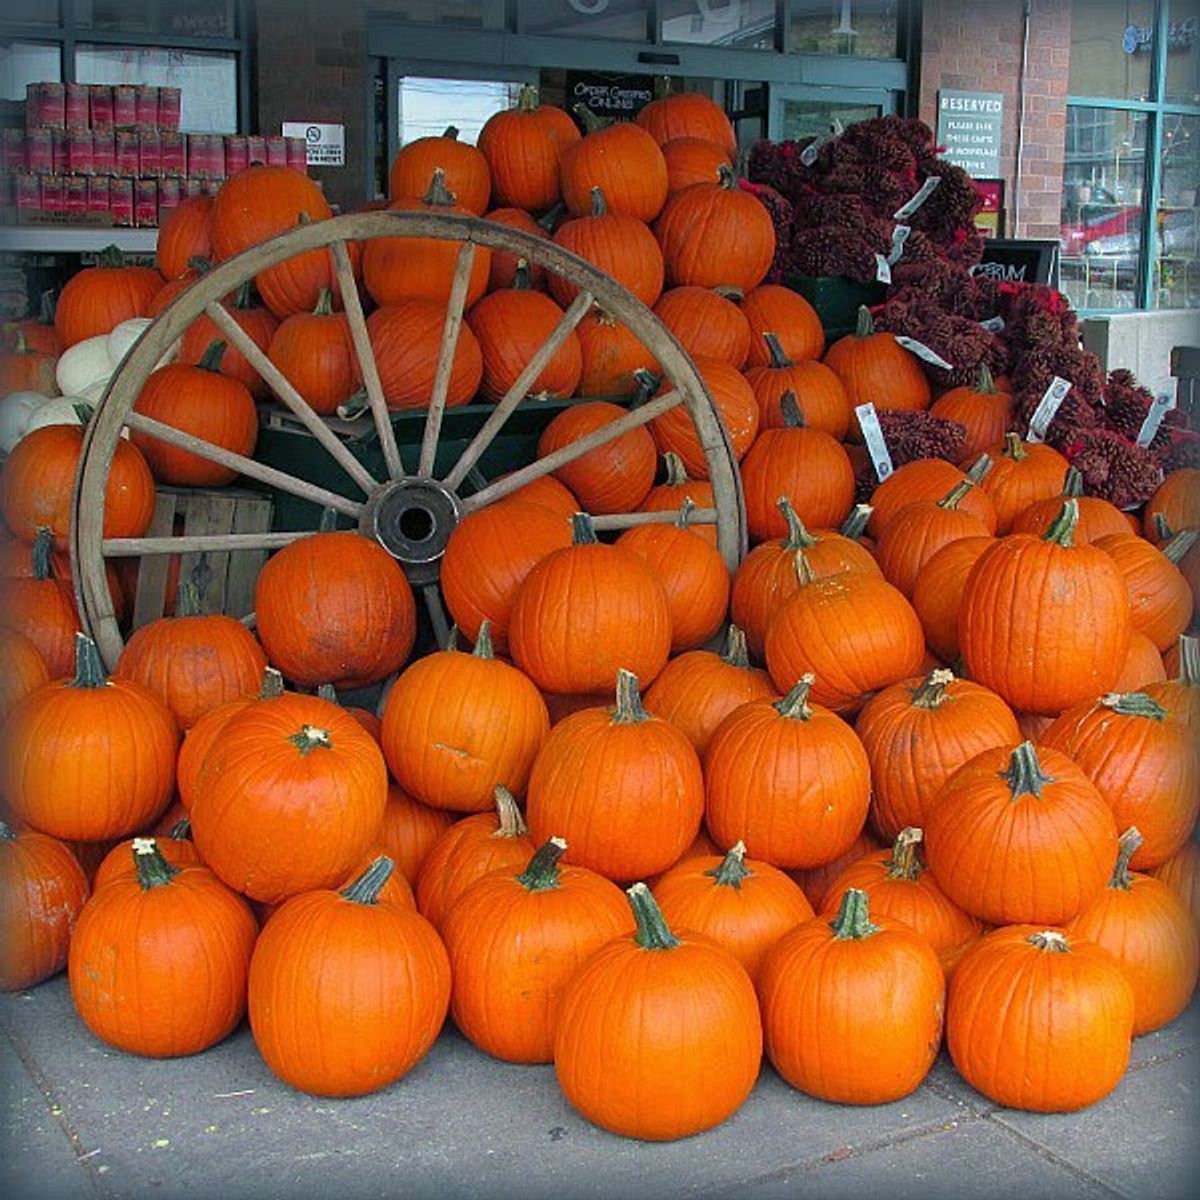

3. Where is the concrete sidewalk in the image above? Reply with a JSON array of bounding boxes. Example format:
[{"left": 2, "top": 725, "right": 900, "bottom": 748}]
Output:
[{"left": 2, "top": 978, "right": 1197, "bottom": 1200}]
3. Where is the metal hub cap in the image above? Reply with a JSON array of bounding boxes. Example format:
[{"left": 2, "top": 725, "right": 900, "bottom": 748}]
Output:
[{"left": 359, "top": 478, "right": 461, "bottom": 583}]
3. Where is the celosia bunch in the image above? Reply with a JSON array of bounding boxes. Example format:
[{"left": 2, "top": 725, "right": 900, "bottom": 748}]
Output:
[{"left": 851, "top": 410, "right": 967, "bottom": 502}]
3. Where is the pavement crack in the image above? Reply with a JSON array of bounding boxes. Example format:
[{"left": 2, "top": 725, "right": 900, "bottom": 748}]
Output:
[{"left": 984, "top": 1115, "right": 1134, "bottom": 1200}]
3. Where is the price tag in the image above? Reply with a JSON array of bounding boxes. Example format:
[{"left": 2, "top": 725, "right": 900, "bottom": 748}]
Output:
[
  {"left": 1026, "top": 376, "right": 1072, "bottom": 443},
  {"left": 856, "top": 403, "right": 894, "bottom": 482},
  {"left": 893, "top": 176, "right": 941, "bottom": 220},
  {"left": 980, "top": 315, "right": 1005, "bottom": 333},
  {"left": 888, "top": 224, "right": 911, "bottom": 265},
  {"left": 799, "top": 120, "right": 844, "bottom": 166},
  {"left": 1136, "top": 393, "right": 1176, "bottom": 447},
  {"left": 895, "top": 336, "right": 955, "bottom": 371},
  {"left": 874, "top": 253, "right": 892, "bottom": 284}
]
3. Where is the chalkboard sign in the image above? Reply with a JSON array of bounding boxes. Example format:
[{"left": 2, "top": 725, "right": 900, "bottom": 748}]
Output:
[
  {"left": 564, "top": 72, "right": 654, "bottom": 121},
  {"left": 968, "top": 239, "right": 1060, "bottom": 287}
]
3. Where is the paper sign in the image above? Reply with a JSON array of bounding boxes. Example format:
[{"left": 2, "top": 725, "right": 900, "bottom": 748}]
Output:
[
  {"left": 895, "top": 336, "right": 955, "bottom": 371},
  {"left": 281, "top": 121, "right": 345, "bottom": 167},
  {"left": 856, "top": 403, "right": 894, "bottom": 481},
  {"left": 893, "top": 177, "right": 941, "bottom": 220},
  {"left": 874, "top": 253, "right": 892, "bottom": 284},
  {"left": 1026, "top": 376, "right": 1072, "bottom": 443},
  {"left": 1137, "top": 393, "right": 1177, "bottom": 447}
]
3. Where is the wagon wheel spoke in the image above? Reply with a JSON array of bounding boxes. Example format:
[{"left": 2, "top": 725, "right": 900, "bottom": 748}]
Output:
[
  {"left": 101, "top": 531, "right": 311, "bottom": 556},
  {"left": 330, "top": 239, "right": 405, "bottom": 480},
  {"left": 423, "top": 584, "right": 452, "bottom": 649},
  {"left": 123, "top": 411, "right": 362, "bottom": 518},
  {"left": 418, "top": 240, "right": 477, "bottom": 479},
  {"left": 590, "top": 508, "right": 718, "bottom": 532},
  {"left": 442, "top": 290, "right": 594, "bottom": 492},
  {"left": 460, "top": 387, "right": 684, "bottom": 513},
  {"left": 202, "top": 299, "right": 378, "bottom": 497}
]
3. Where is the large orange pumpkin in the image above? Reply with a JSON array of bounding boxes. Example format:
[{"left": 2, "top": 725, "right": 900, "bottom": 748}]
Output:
[
  {"left": 155, "top": 195, "right": 213, "bottom": 280},
  {"left": 478, "top": 86, "right": 576, "bottom": 213},
  {"left": 976, "top": 432, "right": 1069, "bottom": 533},
  {"left": 483, "top": 206, "right": 551, "bottom": 292},
  {"left": 1144, "top": 467, "right": 1200, "bottom": 540},
  {"left": 1114, "top": 630, "right": 1168, "bottom": 692},
  {"left": 636, "top": 91, "right": 737, "bottom": 158},
  {"left": 93, "top": 821, "right": 202, "bottom": 892},
  {"left": 867, "top": 455, "right": 997, "bottom": 537},
  {"left": 1152, "top": 836, "right": 1200, "bottom": 927},
  {"left": 1093, "top": 530, "right": 1194, "bottom": 653},
  {"left": 375, "top": 785, "right": 455, "bottom": 887},
  {"left": 661, "top": 135, "right": 730, "bottom": 194},
  {"left": 638, "top": 452, "right": 718, "bottom": 545},
  {"left": 266, "top": 288, "right": 361, "bottom": 416},
  {"left": 575, "top": 307, "right": 658, "bottom": 398},
  {"left": 744, "top": 335, "right": 849, "bottom": 438},
  {"left": 1009, "top": 465, "right": 1139, "bottom": 543},
  {"left": 740, "top": 285, "right": 824, "bottom": 367},
  {"left": 560, "top": 120, "right": 668, "bottom": 222},
  {"left": 54, "top": 245, "right": 162, "bottom": 348},
  {"left": 653, "top": 285, "right": 750, "bottom": 367},
  {"left": 910, "top": 535, "right": 995, "bottom": 662},
  {"left": 177, "top": 282, "right": 278, "bottom": 398},
  {"left": 367, "top": 298, "right": 483, "bottom": 410},
  {"left": 388, "top": 126, "right": 490, "bottom": 214},
  {"left": 1143, "top": 633, "right": 1200, "bottom": 731}
]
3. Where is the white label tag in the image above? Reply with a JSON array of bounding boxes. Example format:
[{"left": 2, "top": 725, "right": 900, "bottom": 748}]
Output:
[
  {"left": 831, "top": 117, "right": 844, "bottom": 136},
  {"left": 856, "top": 403, "right": 894, "bottom": 481},
  {"left": 895, "top": 336, "right": 955, "bottom": 371},
  {"left": 980, "top": 315, "right": 1005, "bottom": 333},
  {"left": 888, "top": 224, "right": 911, "bottom": 265},
  {"left": 893, "top": 176, "right": 941, "bottom": 220},
  {"left": 1026, "top": 376, "right": 1072, "bottom": 443},
  {"left": 874, "top": 253, "right": 892, "bottom": 284},
  {"left": 1136, "top": 393, "right": 1176, "bottom": 447}
]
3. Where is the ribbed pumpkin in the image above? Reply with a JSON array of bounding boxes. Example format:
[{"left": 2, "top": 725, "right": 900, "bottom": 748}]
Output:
[
  {"left": 764, "top": 554, "right": 926, "bottom": 714},
  {"left": 190, "top": 692, "right": 388, "bottom": 904},
  {"left": 527, "top": 670, "right": 704, "bottom": 880},
  {"left": 132, "top": 341, "right": 259, "bottom": 486},
  {"left": 875, "top": 480, "right": 992, "bottom": 599},
  {"left": 650, "top": 359, "right": 759, "bottom": 479},
  {"left": 1144, "top": 467, "right": 1200, "bottom": 540},
  {"left": 1042, "top": 691, "right": 1198, "bottom": 870},
  {"left": 654, "top": 166, "right": 775, "bottom": 292},
  {"left": 93, "top": 820, "right": 202, "bottom": 891},
  {"left": 509, "top": 516, "right": 671, "bottom": 694},
  {"left": 731, "top": 501, "right": 879, "bottom": 660},
  {"left": 1094, "top": 530, "right": 1194, "bottom": 653},
  {"left": 501, "top": 473, "right": 578, "bottom": 519},
  {"left": 1009, "top": 466, "right": 1138, "bottom": 543},
  {"left": 554, "top": 883, "right": 761, "bottom": 1142},
  {"left": 792, "top": 829, "right": 883, "bottom": 911},
  {"left": 375, "top": 785, "right": 454, "bottom": 887},
  {"left": 550, "top": 187, "right": 665, "bottom": 308},
  {"left": 0, "top": 535, "right": 126, "bottom": 626},
  {"left": 155, "top": 195, "right": 213, "bottom": 280},
  {"left": 636, "top": 91, "right": 737, "bottom": 158},
  {"left": 661, "top": 135, "right": 730, "bottom": 194},
  {"left": 266, "top": 288, "right": 360, "bottom": 416},
  {"left": 959, "top": 500, "right": 1132, "bottom": 714},
  {"left": 653, "top": 286, "right": 750, "bottom": 367},
  {"left": 388, "top": 126, "right": 490, "bottom": 214},
  {"left": 911, "top": 535, "right": 995, "bottom": 662},
  {"left": 178, "top": 283, "right": 278, "bottom": 399},
  {"left": 381, "top": 622, "right": 549, "bottom": 813},
  {"left": 0, "top": 528, "right": 81, "bottom": 678},
  {"left": 653, "top": 842, "right": 813, "bottom": 984},
  {"left": 924, "top": 741, "right": 1118, "bottom": 925},
  {"left": 0, "top": 820, "right": 89, "bottom": 991},
  {"left": 857, "top": 670, "right": 1020, "bottom": 841},
  {"left": 255, "top": 523, "right": 416, "bottom": 690},
  {"left": 483, "top": 206, "right": 550, "bottom": 292},
  {"left": 0, "top": 333, "right": 56, "bottom": 395},
  {"left": 69, "top": 838, "right": 257, "bottom": 1056},
  {"left": 823, "top": 307, "right": 931, "bottom": 433},
  {"left": 575, "top": 307, "right": 658, "bottom": 398},
  {"left": 1065, "top": 827, "right": 1199, "bottom": 1036},
  {"left": 0, "top": 628, "right": 50, "bottom": 719},
  {"left": 744, "top": 334, "right": 849, "bottom": 438},
  {"left": 467, "top": 265, "right": 582, "bottom": 401},
  {"left": 146, "top": 265, "right": 205, "bottom": 317},
  {"left": 54, "top": 245, "right": 162, "bottom": 348},
  {"left": 1152, "top": 837, "right": 1200, "bottom": 926},
  {"left": 741, "top": 394, "right": 854, "bottom": 541},
  {"left": 1115, "top": 631, "right": 1168, "bottom": 692},
  {"left": 976, "top": 432, "right": 1070, "bottom": 533},
  {"left": 868, "top": 458, "right": 996, "bottom": 541},
  {"left": 441, "top": 500, "right": 572, "bottom": 652},
  {"left": 643, "top": 625, "right": 777, "bottom": 754},
  {"left": 820, "top": 827, "right": 984, "bottom": 976},
  {"left": 947, "top": 926, "right": 1134, "bottom": 1112},
  {"left": 1144, "top": 633, "right": 1200, "bottom": 730},
  {"left": 639, "top": 452, "right": 718, "bottom": 546},
  {"left": 617, "top": 500, "right": 729, "bottom": 651},
  {"left": 535, "top": 400, "right": 656, "bottom": 515},
  {"left": 0, "top": 421, "right": 155, "bottom": 548},
  {"left": 368, "top": 298, "right": 484, "bottom": 410},
  {"left": 1, "top": 635, "right": 177, "bottom": 841},
  {"left": 560, "top": 120, "right": 668, "bottom": 222},
  {"left": 759, "top": 888, "right": 944, "bottom": 1104},
  {"left": 478, "top": 86, "right": 575, "bottom": 213},
  {"left": 705, "top": 675, "right": 871, "bottom": 868},
  {"left": 249, "top": 857, "right": 450, "bottom": 1096},
  {"left": 928, "top": 364, "right": 1014, "bottom": 460},
  {"left": 740, "top": 285, "right": 825, "bottom": 367},
  {"left": 444, "top": 838, "right": 634, "bottom": 1063}
]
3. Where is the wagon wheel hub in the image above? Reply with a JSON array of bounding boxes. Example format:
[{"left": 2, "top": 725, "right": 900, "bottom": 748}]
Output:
[{"left": 359, "top": 477, "right": 461, "bottom": 584}]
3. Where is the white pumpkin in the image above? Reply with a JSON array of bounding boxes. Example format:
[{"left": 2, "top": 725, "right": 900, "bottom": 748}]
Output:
[
  {"left": 56, "top": 334, "right": 113, "bottom": 396},
  {"left": 22, "top": 396, "right": 89, "bottom": 438},
  {"left": 0, "top": 390, "right": 51, "bottom": 453}
]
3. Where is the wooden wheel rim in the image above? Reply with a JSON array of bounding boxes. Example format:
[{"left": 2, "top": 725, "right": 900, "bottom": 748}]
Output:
[{"left": 71, "top": 209, "right": 747, "bottom": 668}]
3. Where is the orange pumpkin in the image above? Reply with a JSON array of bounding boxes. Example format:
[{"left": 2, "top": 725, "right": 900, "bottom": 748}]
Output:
[
  {"left": 376, "top": 785, "right": 455, "bottom": 887},
  {"left": 792, "top": 828, "right": 885, "bottom": 911},
  {"left": 867, "top": 455, "right": 997, "bottom": 538},
  {"left": 266, "top": 287, "right": 361, "bottom": 416},
  {"left": 92, "top": 821, "right": 202, "bottom": 891},
  {"left": 661, "top": 136, "right": 730, "bottom": 194},
  {"left": 653, "top": 285, "right": 750, "bottom": 368},
  {"left": 928, "top": 363, "right": 1014, "bottom": 460},
  {"left": 1152, "top": 837, "right": 1200, "bottom": 927},
  {"left": 1143, "top": 633, "right": 1200, "bottom": 730},
  {"left": 1009, "top": 466, "right": 1139, "bottom": 543},
  {"left": 636, "top": 91, "right": 737, "bottom": 158},
  {"left": 1144, "top": 468, "right": 1200, "bottom": 541},
  {"left": 482, "top": 206, "right": 550, "bottom": 292},
  {"left": 638, "top": 452, "right": 717, "bottom": 546},
  {"left": 1114, "top": 631, "right": 1168, "bottom": 692},
  {"left": 388, "top": 126, "right": 490, "bottom": 214},
  {"left": 740, "top": 285, "right": 825, "bottom": 367},
  {"left": 155, "top": 195, "right": 213, "bottom": 280},
  {"left": 0, "top": 629, "right": 50, "bottom": 720},
  {"left": 177, "top": 282, "right": 279, "bottom": 398},
  {"left": 560, "top": 120, "right": 668, "bottom": 222},
  {"left": 910, "top": 535, "right": 995, "bottom": 662},
  {"left": 367, "top": 298, "right": 483, "bottom": 410},
  {"left": 54, "top": 245, "right": 162, "bottom": 348},
  {"left": 0, "top": 333, "right": 57, "bottom": 396},
  {"left": 575, "top": 307, "right": 658, "bottom": 398},
  {"left": 1094, "top": 530, "right": 1194, "bottom": 653},
  {"left": 744, "top": 335, "right": 849, "bottom": 438},
  {"left": 478, "top": 86, "right": 575, "bottom": 213},
  {"left": 976, "top": 432, "right": 1070, "bottom": 534},
  {"left": 0, "top": 528, "right": 81, "bottom": 679}
]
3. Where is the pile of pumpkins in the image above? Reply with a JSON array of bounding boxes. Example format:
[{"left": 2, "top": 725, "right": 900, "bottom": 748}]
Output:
[{"left": 1, "top": 86, "right": 1199, "bottom": 1141}]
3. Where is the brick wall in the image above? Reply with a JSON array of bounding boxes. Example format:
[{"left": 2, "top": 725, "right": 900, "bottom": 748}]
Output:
[{"left": 917, "top": 0, "right": 1072, "bottom": 240}]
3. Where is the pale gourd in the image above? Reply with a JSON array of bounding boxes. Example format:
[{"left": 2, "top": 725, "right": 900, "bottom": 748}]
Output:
[
  {"left": 56, "top": 335, "right": 112, "bottom": 396},
  {"left": 0, "top": 390, "right": 50, "bottom": 453}
]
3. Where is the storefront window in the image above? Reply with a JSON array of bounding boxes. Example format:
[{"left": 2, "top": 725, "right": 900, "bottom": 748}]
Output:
[
  {"left": 1069, "top": 0, "right": 1156, "bottom": 102},
  {"left": 364, "top": 1, "right": 502, "bottom": 29},
  {"left": 789, "top": 0, "right": 899, "bottom": 58},
  {"left": 398, "top": 77, "right": 522, "bottom": 145},
  {"left": 1164, "top": 5, "right": 1200, "bottom": 104},
  {"left": 659, "top": 0, "right": 776, "bottom": 51},
  {"left": 779, "top": 97, "right": 883, "bottom": 140},
  {"left": 521, "top": 0, "right": 650, "bottom": 41},
  {"left": 1156, "top": 112, "right": 1200, "bottom": 307},
  {"left": 0, "top": 41, "right": 61, "bottom": 100},
  {"left": 3, "top": 1, "right": 60, "bottom": 27}
]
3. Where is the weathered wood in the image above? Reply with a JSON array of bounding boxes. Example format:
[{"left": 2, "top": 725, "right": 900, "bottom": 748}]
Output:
[
  {"left": 423, "top": 584, "right": 451, "bottom": 650},
  {"left": 591, "top": 507, "right": 718, "bottom": 531},
  {"left": 104, "top": 529, "right": 302, "bottom": 555},
  {"left": 130, "top": 491, "right": 178, "bottom": 629},
  {"left": 226, "top": 494, "right": 274, "bottom": 618},
  {"left": 178, "top": 494, "right": 237, "bottom": 614}
]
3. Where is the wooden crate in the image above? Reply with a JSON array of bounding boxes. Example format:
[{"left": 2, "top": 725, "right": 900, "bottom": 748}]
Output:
[{"left": 130, "top": 485, "right": 273, "bottom": 629}]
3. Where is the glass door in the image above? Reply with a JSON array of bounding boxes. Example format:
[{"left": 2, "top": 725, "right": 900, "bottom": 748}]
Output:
[{"left": 770, "top": 84, "right": 895, "bottom": 141}]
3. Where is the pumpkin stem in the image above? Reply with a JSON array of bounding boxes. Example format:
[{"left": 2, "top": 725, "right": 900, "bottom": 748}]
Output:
[
  {"left": 68, "top": 633, "right": 108, "bottom": 689},
  {"left": 712, "top": 284, "right": 744, "bottom": 302},
  {"left": 793, "top": 547, "right": 818, "bottom": 587},
  {"left": 707, "top": 841, "right": 753, "bottom": 889},
  {"left": 1002, "top": 432, "right": 1027, "bottom": 462},
  {"left": 674, "top": 497, "right": 697, "bottom": 529},
  {"left": 1153, "top": 512, "right": 1175, "bottom": 542},
  {"left": 571, "top": 512, "right": 599, "bottom": 545},
  {"left": 197, "top": 340, "right": 227, "bottom": 373},
  {"left": 1060, "top": 466, "right": 1084, "bottom": 498},
  {"left": 612, "top": 668, "right": 649, "bottom": 724},
  {"left": 30, "top": 526, "right": 53, "bottom": 581},
  {"left": 720, "top": 624, "right": 752, "bottom": 669},
  {"left": 1109, "top": 827, "right": 1143, "bottom": 890},
  {"left": 632, "top": 368, "right": 662, "bottom": 406},
  {"left": 910, "top": 668, "right": 955, "bottom": 709},
  {"left": 1175, "top": 634, "right": 1200, "bottom": 685},
  {"left": 133, "top": 838, "right": 179, "bottom": 890},
  {"left": 853, "top": 305, "right": 875, "bottom": 338},
  {"left": 1027, "top": 929, "right": 1071, "bottom": 953},
  {"left": 966, "top": 453, "right": 994, "bottom": 483},
  {"left": 715, "top": 162, "right": 736, "bottom": 190},
  {"left": 778, "top": 496, "right": 817, "bottom": 549},
  {"left": 516, "top": 837, "right": 566, "bottom": 892},
  {"left": 588, "top": 186, "right": 608, "bottom": 217},
  {"left": 975, "top": 362, "right": 996, "bottom": 393},
  {"left": 839, "top": 504, "right": 873, "bottom": 541},
  {"left": 288, "top": 724, "right": 333, "bottom": 755},
  {"left": 232, "top": 280, "right": 254, "bottom": 310},
  {"left": 340, "top": 855, "right": 394, "bottom": 904},
  {"left": 763, "top": 331, "right": 791, "bottom": 369},
  {"left": 662, "top": 452, "right": 689, "bottom": 487},
  {"left": 775, "top": 674, "right": 815, "bottom": 721},
  {"left": 628, "top": 881, "right": 681, "bottom": 950},
  {"left": 0, "top": 821, "right": 15, "bottom": 842},
  {"left": 536, "top": 200, "right": 565, "bottom": 233},
  {"left": 1002, "top": 741, "right": 1054, "bottom": 800},
  {"left": 336, "top": 388, "right": 370, "bottom": 420},
  {"left": 516, "top": 85, "right": 539, "bottom": 114},
  {"left": 97, "top": 244, "right": 125, "bottom": 269},
  {"left": 493, "top": 785, "right": 528, "bottom": 838},
  {"left": 37, "top": 289, "right": 58, "bottom": 323},
  {"left": 169, "top": 816, "right": 192, "bottom": 841},
  {"left": 258, "top": 667, "right": 285, "bottom": 699},
  {"left": 313, "top": 288, "right": 334, "bottom": 317},
  {"left": 318, "top": 506, "right": 339, "bottom": 533},
  {"left": 1162, "top": 529, "right": 1200, "bottom": 566},
  {"left": 779, "top": 391, "right": 806, "bottom": 428},
  {"left": 938, "top": 479, "right": 974, "bottom": 510},
  {"left": 12, "top": 330, "right": 29, "bottom": 355},
  {"left": 885, "top": 827, "right": 925, "bottom": 880},
  {"left": 572, "top": 103, "right": 605, "bottom": 134},
  {"left": 473, "top": 620, "right": 495, "bottom": 660},
  {"left": 175, "top": 579, "right": 204, "bottom": 617},
  {"left": 443, "top": 125, "right": 460, "bottom": 140},
  {"left": 829, "top": 887, "right": 880, "bottom": 939},
  {"left": 444, "top": 626, "right": 461, "bottom": 652},
  {"left": 1043, "top": 498, "right": 1080, "bottom": 547},
  {"left": 1100, "top": 691, "right": 1168, "bottom": 721},
  {"left": 511, "top": 259, "right": 531, "bottom": 290},
  {"left": 316, "top": 683, "right": 340, "bottom": 706},
  {"left": 421, "top": 167, "right": 458, "bottom": 208},
  {"left": 186, "top": 255, "right": 212, "bottom": 273}
]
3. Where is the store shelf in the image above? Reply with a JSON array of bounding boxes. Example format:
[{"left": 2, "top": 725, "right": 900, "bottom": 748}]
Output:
[{"left": 0, "top": 226, "right": 158, "bottom": 254}]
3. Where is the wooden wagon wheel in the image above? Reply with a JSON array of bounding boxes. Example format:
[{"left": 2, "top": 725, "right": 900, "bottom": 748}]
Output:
[{"left": 70, "top": 210, "right": 748, "bottom": 670}]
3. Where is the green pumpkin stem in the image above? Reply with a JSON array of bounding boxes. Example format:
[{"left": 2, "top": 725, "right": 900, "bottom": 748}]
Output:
[
  {"left": 910, "top": 668, "right": 955, "bottom": 709},
  {"left": 938, "top": 479, "right": 974, "bottom": 510},
  {"left": 516, "top": 85, "right": 539, "bottom": 113},
  {"left": 511, "top": 259, "right": 532, "bottom": 290},
  {"left": 186, "top": 255, "right": 212, "bottom": 273},
  {"left": 68, "top": 633, "right": 108, "bottom": 689},
  {"left": 779, "top": 391, "right": 806, "bottom": 428},
  {"left": 763, "top": 331, "right": 791, "bottom": 369},
  {"left": 168, "top": 817, "right": 192, "bottom": 840},
  {"left": 1027, "top": 929, "right": 1071, "bottom": 953},
  {"left": 715, "top": 162, "right": 736, "bottom": 189},
  {"left": 473, "top": 620, "right": 495, "bottom": 660},
  {"left": 340, "top": 855, "right": 394, "bottom": 904},
  {"left": 775, "top": 674, "right": 815, "bottom": 720},
  {"left": 316, "top": 683, "right": 340, "bottom": 706},
  {"left": 589, "top": 186, "right": 608, "bottom": 217},
  {"left": 571, "top": 512, "right": 599, "bottom": 545},
  {"left": 421, "top": 167, "right": 458, "bottom": 208},
  {"left": 313, "top": 288, "right": 334, "bottom": 317},
  {"left": 612, "top": 669, "right": 649, "bottom": 724},
  {"left": 674, "top": 497, "right": 697, "bottom": 529},
  {"left": 318, "top": 506, "right": 339, "bottom": 533},
  {"left": 1162, "top": 529, "right": 1200, "bottom": 566},
  {"left": 288, "top": 724, "right": 332, "bottom": 755},
  {"left": 12, "top": 331, "right": 29, "bottom": 355},
  {"left": 1002, "top": 432, "right": 1027, "bottom": 462},
  {"left": 632, "top": 368, "right": 663, "bottom": 406},
  {"left": 444, "top": 626, "right": 461, "bottom": 652},
  {"left": 1060, "top": 466, "right": 1084, "bottom": 498},
  {"left": 1153, "top": 512, "right": 1175, "bottom": 542},
  {"left": 30, "top": 526, "right": 53, "bottom": 581},
  {"left": 966, "top": 453, "right": 994, "bottom": 483},
  {"left": 258, "top": 667, "right": 285, "bottom": 699},
  {"left": 443, "top": 125, "right": 460, "bottom": 141},
  {"left": 97, "top": 244, "right": 125, "bottom": 269},
  {"left": 885, "top": 827, "right": 925, "bottom": 881},
  {"left": 628, "top": 882, "right": 681, "bottom": 950},
  {"left": 854, "top": 305, "right": 874, "bottom": 338},
  {"left": 1175, "top": 634, "right": 1200, "bottom": 685},
  {"left": 778, "top": 496, "right": 816, "bottom": 550},
  {"left": 232, "top": 280, "right": 254, "bottom": 309},
  {"left": 516, "top": 837, "right": 566, "bottom": 892},
  {"left": 662, "top": 452, "right": 689, "bottom": 487},
  {"left": 707, "top": 841, "right": 753, "bottom": 889},
  {"left": 830, "top": 887, "right": 880, "bottom": 939},
  {"left": 175, "top": 579, "right": 203, "bottom": 617},
  {"left": 1042, "top": 498, "right": 1080, "bottom": 547},
  {"left": 1100, "top": 691, "right": 1167, "bottom": 721},
  {"left": 975, "top": 362, "right": 996, "bottom": 393},
  {"left": 839, "top": 504, "right": 873, "bottom": 541},
  {"left": 720, "top": 625, "right": 752, "bottom": 669},
  {"left": 492, "top": 785, "right": 528, "bottom": 838},
  {"left": 1003, "top": 741, "right": 1054, "bottom": 800},
  {"left": 0, "top": 821, "right": 15, "bottom": 842},
  {"left": 793, "top": 548, "right": 819, "bottom": 587},
  {"left": 1109, "top": 827, "right": 1143, "bottom": 890},
  {"left": 573, "top": 103, "right": 605, "bottom": 134},
  {"left": 133, "top": 838, "right": 180, "bottom": 890}
]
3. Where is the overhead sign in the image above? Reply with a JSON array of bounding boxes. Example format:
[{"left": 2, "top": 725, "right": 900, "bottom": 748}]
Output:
[
  {"left": 281, "top": 121, "right": 345, "bottom": 167},
  {"left": 936, "top": 89, "right": 1003, "bottom": 178},
  {"left": 564, "top": 71, "right": 654, "bottom": 120}
]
